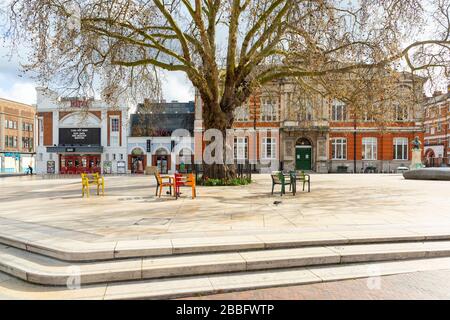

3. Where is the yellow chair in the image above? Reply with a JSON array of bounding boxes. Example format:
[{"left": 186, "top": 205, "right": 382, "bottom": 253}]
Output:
[
  {"left": 81, "top": 173, "right": 105, "bottom": 198},
  {"left": 81, "top": 174, "right": 90, "bottom": 198},
  {"left": 92, "top": 173, "right": 105, "bottom": 196}
]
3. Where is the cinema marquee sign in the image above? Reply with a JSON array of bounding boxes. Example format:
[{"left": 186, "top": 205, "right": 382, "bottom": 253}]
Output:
[{"left": 59, "top": 128, "right": 101, "bottom": 146}]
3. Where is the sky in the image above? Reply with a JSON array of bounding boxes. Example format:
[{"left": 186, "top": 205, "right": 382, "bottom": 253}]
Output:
[
  {"left": 0, "top": 46, "right": 195, "bottom": 105},
  {"left": 0, "top": 0, "right": 197, "bottom": 105}
]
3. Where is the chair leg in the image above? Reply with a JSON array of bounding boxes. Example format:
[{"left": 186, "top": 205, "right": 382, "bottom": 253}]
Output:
[
  {"left": 271, "top": 184, "right": 274, "bottom": 195},
  {"left": 308, "top": 181, "right": 311, "bottom": 193},
  {"left": 155, "top": 184, "right": 159, "bottom": 196},
  {"left": 159, "top": 185, "right": 163, "bottom": 198}
]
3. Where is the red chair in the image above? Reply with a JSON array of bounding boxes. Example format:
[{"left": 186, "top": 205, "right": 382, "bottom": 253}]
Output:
[
  {"left": 174, "top": 173, "right": 196, "bottom": 199},
  {"left": 174, "top": 173, "right": 184, "bottom": 199}
]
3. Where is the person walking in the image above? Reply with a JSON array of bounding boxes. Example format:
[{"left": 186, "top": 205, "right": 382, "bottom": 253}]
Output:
[{"left": 28, "top": 164, "right": 33, "bottom": 175}]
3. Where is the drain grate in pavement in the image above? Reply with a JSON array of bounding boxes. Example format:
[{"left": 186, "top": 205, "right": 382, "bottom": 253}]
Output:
[{"left": 134, "top": 218, "right": 171, "bottom": 226}]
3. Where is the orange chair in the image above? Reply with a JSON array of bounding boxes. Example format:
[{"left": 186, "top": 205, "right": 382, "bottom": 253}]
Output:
[
  {"left": 174, "top": 173, "right": 197, "bottom": 199},
  {"left": 155, "top": 172, "right": 175, "bottom": 198}
]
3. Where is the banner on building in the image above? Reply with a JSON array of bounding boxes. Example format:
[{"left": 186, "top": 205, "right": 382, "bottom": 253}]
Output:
[{"left": 59, "top": 128, "right": 101, "bottom": 146}]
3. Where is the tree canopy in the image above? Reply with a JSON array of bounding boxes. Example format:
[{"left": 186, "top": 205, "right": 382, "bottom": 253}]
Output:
[{"left": 5, "top": 0, "right": 450, "bottom": 127}]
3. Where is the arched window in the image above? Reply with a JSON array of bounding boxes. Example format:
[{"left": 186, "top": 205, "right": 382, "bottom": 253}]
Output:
[
  {"left": 131, "top": 148, "right": 145, "bottom": 156},
  {"left": 155, "top": 148, "right": 168, "bottom": 156}
]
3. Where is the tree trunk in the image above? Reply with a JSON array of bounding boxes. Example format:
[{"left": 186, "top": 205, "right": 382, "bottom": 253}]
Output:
[{"left": 201, "top": 100, "right": 238, "bottom": 181}]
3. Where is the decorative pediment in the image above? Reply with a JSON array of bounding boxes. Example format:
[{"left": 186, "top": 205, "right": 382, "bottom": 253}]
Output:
[{"left": 59, "top": 112, "right": 101, "bottom": 128}]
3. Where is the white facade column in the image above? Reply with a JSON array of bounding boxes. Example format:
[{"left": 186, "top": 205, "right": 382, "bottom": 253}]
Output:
[
  {"left": 122, "top": 109, "right": 128, "bottom": 171},
  {"left": 121, "top": 109, "right": 127, "bottom": 148},
  {"left": 52, "top": 111, "right": 59, "bottom": 146},
  {"left": 101, "top": 110, "right": 108, "bottom": 147},
  {"left": 100, "top": 110, "right": 108, "bottom": 174}
]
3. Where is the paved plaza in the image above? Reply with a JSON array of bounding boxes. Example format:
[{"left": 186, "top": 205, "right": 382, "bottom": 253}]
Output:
[
  {"left": 1, "top": 173, "right": 450, "bottom": 243},
  {"left": 184, "top": 269, "right": 450, "bottom": 300}
]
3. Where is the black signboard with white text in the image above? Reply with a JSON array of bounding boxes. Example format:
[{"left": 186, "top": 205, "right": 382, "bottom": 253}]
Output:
[{"left": 59, "top": 128, "right": 101, "bottom": 146}]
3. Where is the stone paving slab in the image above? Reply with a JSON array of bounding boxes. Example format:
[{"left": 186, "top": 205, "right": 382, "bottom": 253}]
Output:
[
  {"left": 114, "top": 239, "right": 173, "bottom": 258},
  {"left": 255, "top": 232, "right": 349, "bottom": 249},
  {"left": 142, "top": 252, "right": 246, "bottom": 279},
  {"left": 240, "top": 247, "right": 340, "bottom": 270},
  {"left": 171, "top": 235, "right": 265, "bottom": 254},
  {"left": 103, "top": 277, "right": 215, "bottom": 300},
  {"left": 208, "top": 268, "right": 321, "bottom": 292}
]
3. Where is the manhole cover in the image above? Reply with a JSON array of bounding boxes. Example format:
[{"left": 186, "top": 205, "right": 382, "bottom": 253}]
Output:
[{"left": 134, "top": 218, "right": 171, "bottom": 226}]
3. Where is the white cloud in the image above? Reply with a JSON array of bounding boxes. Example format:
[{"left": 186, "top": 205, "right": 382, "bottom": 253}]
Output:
[
  {"left": 0, "top": 81, "right": 36, "bottom": 105},
  {"left": 161, "top": 71, "right": 194, "bottom": 102}
]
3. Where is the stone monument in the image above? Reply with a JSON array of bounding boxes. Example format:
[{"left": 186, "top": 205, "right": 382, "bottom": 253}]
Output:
[{"left": 410, "top": 136, "right": 424, "bottom": 170}]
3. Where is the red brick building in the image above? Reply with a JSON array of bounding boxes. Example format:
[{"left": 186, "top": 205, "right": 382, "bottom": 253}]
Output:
[
  {"left": 195, "top": 72, "right": 426, "bottom": 173},
  {"left": 423, "top": 86, "right": 450, "bottom": 167},
  {"left": 0, "top": 98, "right": 36, "bottom": 173},
  {"left": 195, "top": 87, "right": 281, "bottom": 173}
]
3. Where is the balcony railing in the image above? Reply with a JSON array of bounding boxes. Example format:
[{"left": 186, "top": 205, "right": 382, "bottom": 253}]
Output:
[{"left": 282, "top": 119, "right": 330, "bottom": 130}]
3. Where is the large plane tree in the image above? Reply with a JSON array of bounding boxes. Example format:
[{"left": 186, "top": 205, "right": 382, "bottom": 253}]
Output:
[{"left": 6, "top": 0, "right": 450, "bottom": 179}]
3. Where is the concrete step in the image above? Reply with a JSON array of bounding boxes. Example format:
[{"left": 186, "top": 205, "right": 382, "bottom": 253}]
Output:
[
  {"left": 1, "top": 256, "right": 450, "bottom": 300},
  {"left": 2, "top": 228, "right": 450, "bottom": 262},
  {"left": 3, "top": 240, "right": 450, "bottom": 286}
]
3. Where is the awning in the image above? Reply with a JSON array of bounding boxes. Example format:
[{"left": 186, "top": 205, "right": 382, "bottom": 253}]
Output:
[{"left": 47, "top": 146, "right": 104, "bottom": 153}]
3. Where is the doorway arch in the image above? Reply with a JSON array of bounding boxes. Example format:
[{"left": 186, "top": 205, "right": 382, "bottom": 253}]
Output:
[
  {"left": 130, "top": 147, "right": 146, "bottom": 174},
  {"left": 153, "top": 148, "right": 170, "bottom": 174},
  {"left": 295, "top": 137, "right": 313, "bottom": 171}
]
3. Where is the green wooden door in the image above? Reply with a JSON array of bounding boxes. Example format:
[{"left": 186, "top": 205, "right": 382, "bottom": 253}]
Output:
[{"left": 296, "top": 147, "right": 312, "bottom": 171}]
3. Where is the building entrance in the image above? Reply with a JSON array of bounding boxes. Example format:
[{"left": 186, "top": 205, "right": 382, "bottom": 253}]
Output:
[{"left": 60, "top": 154, "right": 101, "bottom": 174}]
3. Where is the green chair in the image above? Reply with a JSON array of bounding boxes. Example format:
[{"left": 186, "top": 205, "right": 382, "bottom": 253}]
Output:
[
  {"left": 294, "top": 170, "right": 311, "bottom": 192},
  {"left": 271, "top": 172, "right": 296, "bottom": 196}
]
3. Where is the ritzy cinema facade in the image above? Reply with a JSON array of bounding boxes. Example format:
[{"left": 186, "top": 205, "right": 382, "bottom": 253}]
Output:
[{"left": 35, "top": 88, "right": 128, "bottom": 174}]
